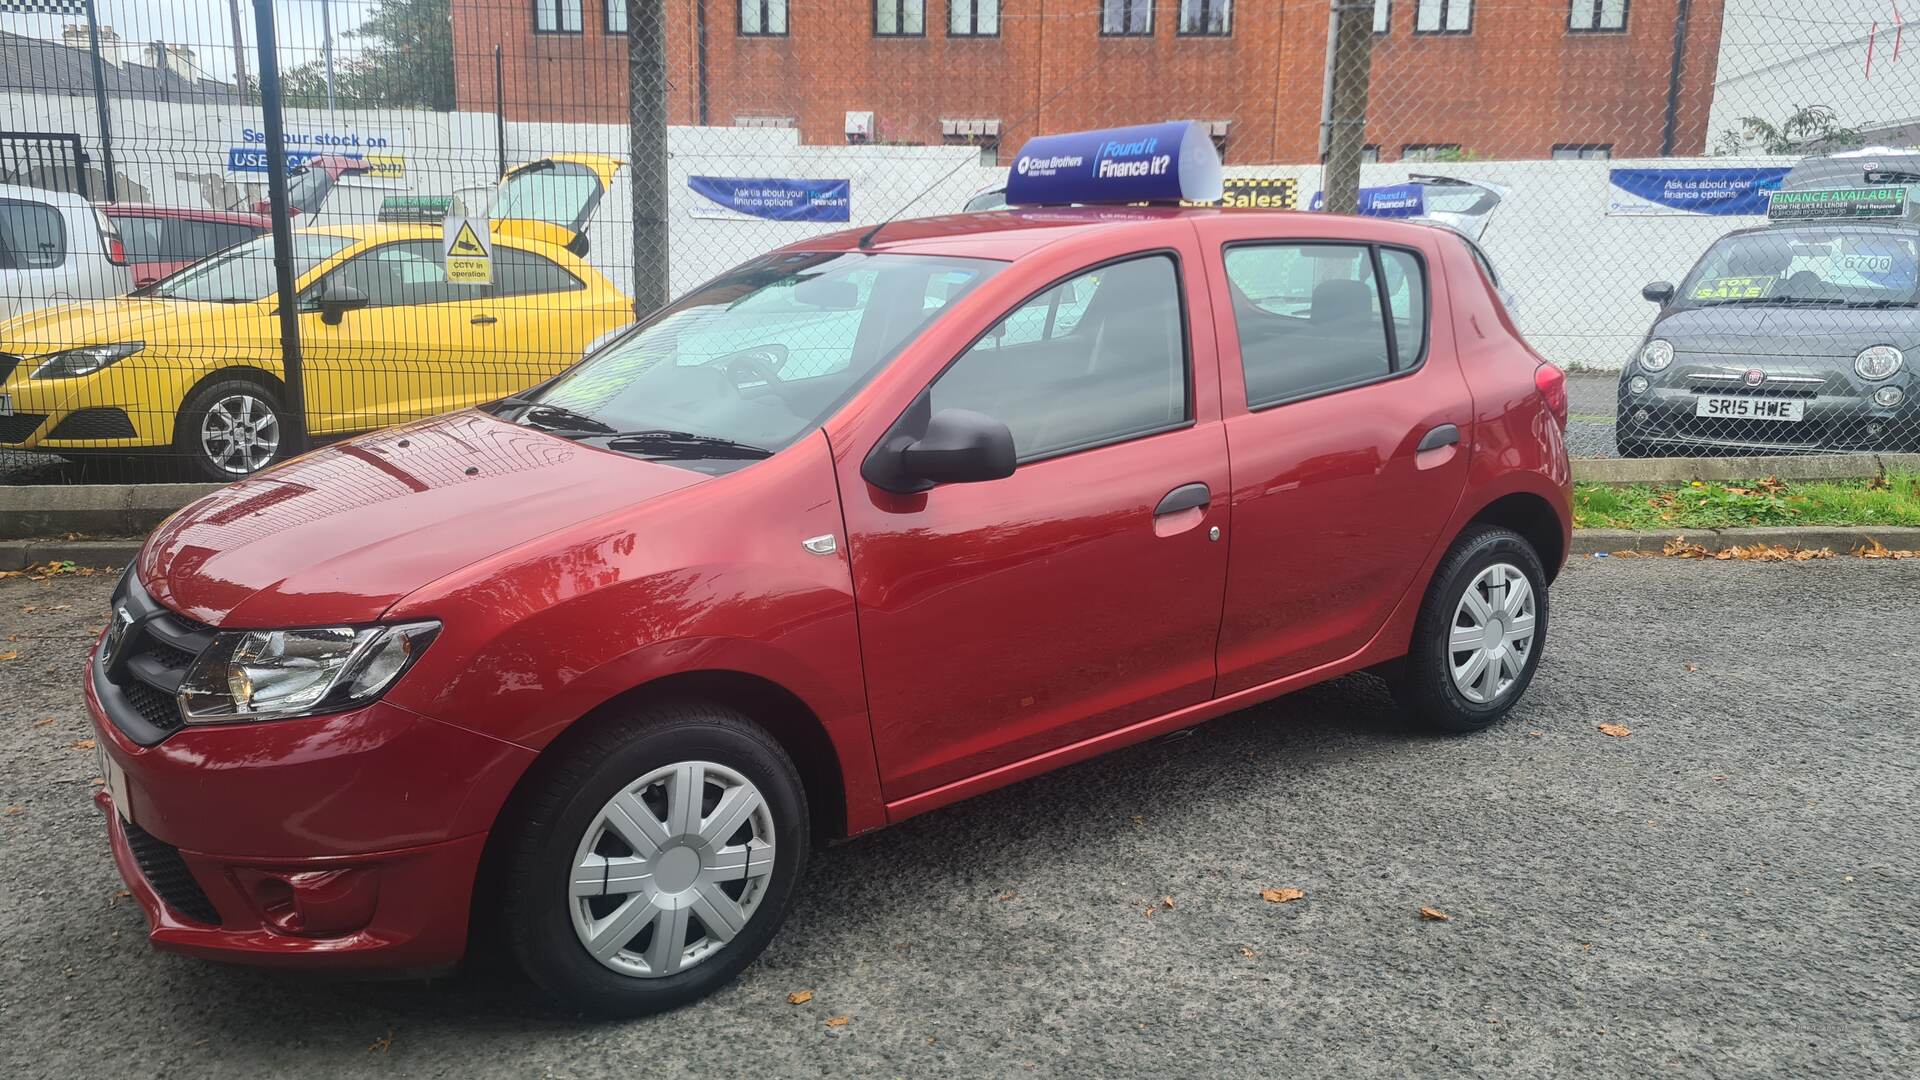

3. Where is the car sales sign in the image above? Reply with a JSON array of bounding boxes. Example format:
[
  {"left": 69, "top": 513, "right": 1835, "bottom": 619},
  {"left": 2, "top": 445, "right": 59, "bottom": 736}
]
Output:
[
  {"left": 443, "top": 215, "right": 492, "bottom": 285},
  {"left": 1005, "top": 121, "right": 1224, "bottom": 207}
]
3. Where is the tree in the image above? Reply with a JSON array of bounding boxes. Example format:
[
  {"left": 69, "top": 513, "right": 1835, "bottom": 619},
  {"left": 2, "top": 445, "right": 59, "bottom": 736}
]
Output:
[
  {"left": 1714, "top": 104, "right": 1864, "bottom": 156},
  {"left": 281, "top": 0, "right": 455, "bottom": 111}
]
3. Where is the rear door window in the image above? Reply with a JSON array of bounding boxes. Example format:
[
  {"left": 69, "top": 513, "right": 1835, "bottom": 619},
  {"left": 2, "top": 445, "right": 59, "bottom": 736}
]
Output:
[
  {"left": 1223, "top": 242, "right": 1425, "bottom": 406},
  {"left": 0, "top": 198, "right": 67, "bottom": 269},
  {"left": 491, "top": 247, "right": 586, "bottom": 298},
  {"left": 928, "top": 254, "right": 1188, "bottom": 462}
]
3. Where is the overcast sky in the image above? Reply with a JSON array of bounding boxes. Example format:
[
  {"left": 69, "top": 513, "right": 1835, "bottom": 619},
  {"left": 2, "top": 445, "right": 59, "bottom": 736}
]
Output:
[{"left": 0, "top": 0, "right": 372, "bottom": 82}]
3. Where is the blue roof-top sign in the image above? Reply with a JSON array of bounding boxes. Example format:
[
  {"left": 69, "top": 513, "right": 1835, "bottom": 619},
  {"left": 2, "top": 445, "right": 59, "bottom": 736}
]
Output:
[{"left": 1004, "top": 121, "right": 1224, "bottom": 207}]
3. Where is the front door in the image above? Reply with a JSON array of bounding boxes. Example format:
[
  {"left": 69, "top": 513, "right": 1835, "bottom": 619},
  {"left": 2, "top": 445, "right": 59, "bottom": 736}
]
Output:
[
  {"left": 298, "top": 240, "right": 491, "bottom": 434},
  {"left": 1194, "top": 220, "right": 1475, "bottom": 692},
  {"left": 840, "top": 251, "right": 1232, "bottom": 801}
]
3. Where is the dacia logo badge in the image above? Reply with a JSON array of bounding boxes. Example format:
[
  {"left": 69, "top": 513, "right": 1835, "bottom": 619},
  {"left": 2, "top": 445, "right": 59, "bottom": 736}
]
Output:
[
  {"left": 1743, "top": 368, "right": 1766, "bottom": 387},
  {"left": 102, "top": 606, "right": 133, "bottom": 666}
]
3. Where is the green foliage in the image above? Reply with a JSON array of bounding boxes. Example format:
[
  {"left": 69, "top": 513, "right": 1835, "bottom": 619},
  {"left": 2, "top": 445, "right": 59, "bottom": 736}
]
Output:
[
  {"left": 280, "top": 0, "right": 454, "bottom": 111},
  {"left": 1713, "top": 104, "right": 1864, "bottom": 156},
  {"left": 1574, "top": 473, "right": 1920, "bottom": 530}
]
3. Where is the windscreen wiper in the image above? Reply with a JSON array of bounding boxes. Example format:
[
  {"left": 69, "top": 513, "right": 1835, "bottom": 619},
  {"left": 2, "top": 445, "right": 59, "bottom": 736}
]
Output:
[
  {"left": 596, "top": 429, "right": 774, "bottom": 460},
  {"left": 505, "top": 401, "right": 617, "bottom": 435}
]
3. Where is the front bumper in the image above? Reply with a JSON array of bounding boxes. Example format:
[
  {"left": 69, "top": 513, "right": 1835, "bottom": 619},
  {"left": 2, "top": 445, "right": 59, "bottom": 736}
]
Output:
[
  {"left": 85, "top": 630, "right": 538, "bottom": 971},
  {"left": 0, "top": 366, "right": 173, "bottom": 451},
  {"left": 1617, "top": 372, "right": 1919, "bottom": 454}
]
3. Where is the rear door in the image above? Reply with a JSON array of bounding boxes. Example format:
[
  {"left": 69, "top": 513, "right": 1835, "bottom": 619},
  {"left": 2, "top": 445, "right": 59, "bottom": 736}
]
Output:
[
  {"left": 1195, "top": 218, "right": 1474, "bottom": 691},
  {"left": 457, "top": 244, "right": 626, "bottom": 402},
  {"left": 839, "top": 243, "right": 1232, "bottom": 801}
]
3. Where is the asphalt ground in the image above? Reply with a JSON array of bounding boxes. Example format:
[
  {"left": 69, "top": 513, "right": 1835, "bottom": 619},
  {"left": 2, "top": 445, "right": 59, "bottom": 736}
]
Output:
[{"left": 2, "top": 558, "right": 1916, "bottom": 1079}]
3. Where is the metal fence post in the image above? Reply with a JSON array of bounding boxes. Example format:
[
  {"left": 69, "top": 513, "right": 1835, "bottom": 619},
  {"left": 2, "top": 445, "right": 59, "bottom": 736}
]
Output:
[
  {"left": 1321, "top": 0, "right": 1375, "bottom": 217},
  {"left": 494, "top": 44, "right": 509, "bottom": 180},
  {"left": 626, "top": 0, "right": 670, "bottom": 317},
  {"left": 80, "top": 0, "right": 116, "bottom": 203},
  {"left": 252, "top": 0, "right": 307, "bottom": 457}
]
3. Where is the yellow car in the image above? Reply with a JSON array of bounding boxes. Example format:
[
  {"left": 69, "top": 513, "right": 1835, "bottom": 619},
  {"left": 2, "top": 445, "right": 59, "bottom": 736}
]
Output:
[{"left": 0, "top": 223, "right": 632, "bottom": 479}]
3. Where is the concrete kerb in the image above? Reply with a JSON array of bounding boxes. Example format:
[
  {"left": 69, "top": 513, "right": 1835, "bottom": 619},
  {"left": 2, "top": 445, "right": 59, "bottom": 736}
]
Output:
[
  {"left": 1571, "top": 526, "right": 1920, "bottom": 556},
  {"left": 1574, "top": 452, "right": 1920, "bottom": 485},
  {"left": 0, "top": 483, "right": 219, "bottom": 541}
]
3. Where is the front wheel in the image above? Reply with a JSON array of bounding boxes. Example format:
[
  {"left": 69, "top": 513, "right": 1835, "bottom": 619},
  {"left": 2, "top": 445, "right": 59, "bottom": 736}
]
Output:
[
  {"left": 1389, "top": 525, "right": 1548, "bottom": 734},
  {"left": 173, "top": 378, "right": 287, "bottom": 480},
  {"left": 502, "top": 703, "right": 809, "bottom": 1017}
]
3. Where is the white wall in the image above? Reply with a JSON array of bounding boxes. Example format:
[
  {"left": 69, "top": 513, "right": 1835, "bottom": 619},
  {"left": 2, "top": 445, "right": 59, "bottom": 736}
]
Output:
[
  {"left": 3, "top": 92, "right": 1797, "bottom": 370},
  {"left": 1709, "top": 0, "right": 1920, "bottom": 146}
]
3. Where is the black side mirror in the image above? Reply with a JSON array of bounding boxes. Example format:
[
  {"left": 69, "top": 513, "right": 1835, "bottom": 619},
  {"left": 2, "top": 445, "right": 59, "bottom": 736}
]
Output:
[
  {"left": 317, "top": 282, "right": 369, "bottom": 325},
  {"left": 1642, "top": 281, "right": 1676, "bottom": 305},
  {"left": 863, "top": 399, "right": 1016, "bottom": 493}
]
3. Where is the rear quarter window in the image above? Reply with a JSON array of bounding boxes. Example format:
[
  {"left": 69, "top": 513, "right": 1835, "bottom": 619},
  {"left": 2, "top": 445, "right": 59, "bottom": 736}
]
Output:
[{"left": 1223, "top": 242, "right": 1428, "bottom": 406}]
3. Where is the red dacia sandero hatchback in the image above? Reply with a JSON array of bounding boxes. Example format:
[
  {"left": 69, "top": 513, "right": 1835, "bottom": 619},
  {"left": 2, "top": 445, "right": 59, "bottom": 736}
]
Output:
[{"left": 87, "top": 202, "right": 1570, "bottom": 1015}]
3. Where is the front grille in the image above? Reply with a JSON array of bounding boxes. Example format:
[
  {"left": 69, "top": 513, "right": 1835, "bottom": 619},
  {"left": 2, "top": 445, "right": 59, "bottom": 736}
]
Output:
[
  {"left": 0, "top": 412, "right": 46, "bottom": 443},
  {"left": 0, "top": 353, "right": 19, "bottom": 382},
  {"left": 98, "top": 572, "right": 212, "bottom": 745},
  {"left": 48, "top": 407, "right": 136, "bottom": 439},
  {"left": 122, "top": 680, "right": 184, "bottom": 733},
  {"left": 121, "top": 820, "right": 220, "bottom": 925}
]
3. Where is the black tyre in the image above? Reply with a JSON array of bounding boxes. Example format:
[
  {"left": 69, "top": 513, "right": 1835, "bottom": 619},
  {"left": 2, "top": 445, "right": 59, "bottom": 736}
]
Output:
[
  {"left": 1389, "top": 525, "right": 1549, "bottom": 734},
  {"left": 174, "top": 378, "right": 287, "bottom": 481},
  {"left": 503, "top": 702, "right": 809, "bottom": 1017}
]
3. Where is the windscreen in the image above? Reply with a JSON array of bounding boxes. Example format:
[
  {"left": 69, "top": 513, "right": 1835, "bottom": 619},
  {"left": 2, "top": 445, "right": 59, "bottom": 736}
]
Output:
[
  {"left": 1677, "top": 227, "right": 1920, "bottom": 308},
  {"left": 492, "top": 250, "right": 1001, "bottom": 471},
  {"left": 146, "top": 232, "right": 354, "bottom": 302}
]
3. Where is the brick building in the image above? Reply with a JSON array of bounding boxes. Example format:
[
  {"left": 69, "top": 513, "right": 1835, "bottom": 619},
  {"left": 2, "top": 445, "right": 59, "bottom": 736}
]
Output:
[{"left": 452, "top": 1, "right": 1726, "bottom": 164}]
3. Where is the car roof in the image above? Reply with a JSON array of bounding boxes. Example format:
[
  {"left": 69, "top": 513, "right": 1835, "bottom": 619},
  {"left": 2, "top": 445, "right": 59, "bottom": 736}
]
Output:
[
  {"left": 103, "top": 203, "right": 270, "bottom": 225},
  {"left": 0, "top": 182, "right": 94, "bottom": 210},
  {"left": 785, "top": 206, "right": 1446, "bottom": 261},
  {"left": 292, "top": 221, "right": 569, "bottom": 251}
]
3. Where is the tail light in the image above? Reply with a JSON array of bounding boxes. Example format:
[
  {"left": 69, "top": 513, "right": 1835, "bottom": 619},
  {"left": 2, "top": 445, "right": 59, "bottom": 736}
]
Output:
[
  {"left": 95, "top": 210, "right": 127, "bottom": 266},
  {"left": 1534, "top": 363, "right": 1568, "bottom": 427}
]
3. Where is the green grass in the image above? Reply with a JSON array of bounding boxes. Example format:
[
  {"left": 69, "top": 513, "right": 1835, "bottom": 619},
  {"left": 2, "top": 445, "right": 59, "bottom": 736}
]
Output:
[{"left": 1573, "top": 472, "right": 1920, "bottom": 530}]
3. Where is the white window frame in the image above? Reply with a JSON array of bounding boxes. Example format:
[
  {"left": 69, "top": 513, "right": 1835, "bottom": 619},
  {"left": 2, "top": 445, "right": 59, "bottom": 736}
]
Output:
[{"left": 1414, "top": 0, "right": 1472, "bottom": 34}]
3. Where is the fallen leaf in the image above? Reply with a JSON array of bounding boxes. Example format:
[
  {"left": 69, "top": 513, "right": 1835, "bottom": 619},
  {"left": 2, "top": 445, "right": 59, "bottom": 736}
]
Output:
[
  {"left": 824, "top": 1015, "right": 851, "bottom": 1028},
  {"left": 1527, "top": 731, "right": 1544, "bottom": 738},
  {"left": 1239, "top": 946, "right": 1258, "bottom": 958},
  {"left": 32, "top": 718, "right": 54, "bottom": 728},
  {"left": 115, "top": 889, "right": 130, "bottom": 898},
  {"left": 1261, "top": 887, "right": 1305, "bottom": 904},
  {"left": 1419, "top": 907, "right": 1452, "bottom": 922},
  {"left": 3, "top": 806, "right": 22, "bottom": 815},
  {"left": 1598, "top": 724, "right": 1631, "bottom": 738},
  {"left": 89, "top": 777, "right": 104, "bottom": 786},
  {"left": 787, "top": 989, "right": 814, "bottom": 1005},
  {"left": 0, "top": 651, "right": 18, "bottom": 662},
  {"left": 1161, "top": 896, "right": 1175, "bottom": 910},
  {"left": 1129, "top": 815, "right": 1144, "bottom": 827},
  {"left": 71, "top": 738, "right": 95, "bottom": 751},
  {"left": 1662, "top": 536, "right": 1709, "bottom": 559},
  {"left": 368, "top": 1030, "right": 395, "bottom": 1053},
  {"left": 1683, "top": 663, "right": 1698, "bottom": 673},
  {"left": 1142, "top": 903, "right": 1155, "bottom": 918},
  {"left": 997, "top": 890, "right": 1017, "bottom": 902}
]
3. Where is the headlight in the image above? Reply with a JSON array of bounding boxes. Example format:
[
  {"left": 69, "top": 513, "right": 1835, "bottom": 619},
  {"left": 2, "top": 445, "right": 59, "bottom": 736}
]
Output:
[
  {"left": 178, "top": 621, "right": 439, "bottom": 724},
  {"left": 1639, "top": 339, "right": 1674, "bottom": 373},
  {"left": 31, "top": 341, "right": 145, "bottom": 379},
  {"left": 1854, "top": 345, "right": 1904, "bottom": 381}
]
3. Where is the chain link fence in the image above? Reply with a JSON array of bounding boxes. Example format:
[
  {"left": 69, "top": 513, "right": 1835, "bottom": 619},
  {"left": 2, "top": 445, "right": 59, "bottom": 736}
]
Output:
[{"left": 0, "top": 0, "right": 1915, "bottom": 485}]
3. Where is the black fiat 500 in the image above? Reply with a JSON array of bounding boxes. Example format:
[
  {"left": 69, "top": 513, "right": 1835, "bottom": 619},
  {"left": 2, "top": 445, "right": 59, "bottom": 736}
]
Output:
[{"left": 1619, "top": 170, "right": 1919, "bottom": 456}]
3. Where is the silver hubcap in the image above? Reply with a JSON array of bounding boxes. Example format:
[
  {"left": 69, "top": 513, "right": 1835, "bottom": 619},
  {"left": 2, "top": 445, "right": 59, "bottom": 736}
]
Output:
[
  {"left": 199, "top": 393, "right": 280, "bottom": 474},
  {"left": 568, "top": 761, "right": 776, "bottom": 979},
  {"left": 1448, "top": 563, "right": 1537, "bottom": 705}
]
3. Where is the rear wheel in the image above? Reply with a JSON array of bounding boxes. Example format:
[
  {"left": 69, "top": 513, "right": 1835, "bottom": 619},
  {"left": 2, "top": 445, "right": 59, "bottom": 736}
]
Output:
[
  {"left": 174, "top": 378, "right": 285, "bottom": 480},
  {"left": 503, "top": 702, "right": 808, "bottom": 1017},
  {"left": 1389, "top": 525, "right": 1548, "bottom": 734}
]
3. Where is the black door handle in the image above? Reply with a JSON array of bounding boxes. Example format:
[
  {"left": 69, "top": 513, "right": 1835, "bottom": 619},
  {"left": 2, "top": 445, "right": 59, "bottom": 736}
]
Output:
[
  {"left": 471, "top": 314, "right": 498, "bottom": 326},
  {"left": 1154, "top": 482, "right": 1211, "bottom": 516},
  {"left": 1417, "top": 424, "right": 1460, "bottom": 452}
]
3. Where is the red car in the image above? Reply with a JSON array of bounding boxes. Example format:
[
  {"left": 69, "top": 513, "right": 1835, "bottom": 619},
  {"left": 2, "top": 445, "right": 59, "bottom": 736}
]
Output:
[
  {"left": 103, "top": 205, "right": 271, "bottom": 289},
  {"left": 106, "top": 157, "right": 371, "bottom": 288},
  {"left": 86, "top": 196, "right": 1569, "bottom": 1015}
]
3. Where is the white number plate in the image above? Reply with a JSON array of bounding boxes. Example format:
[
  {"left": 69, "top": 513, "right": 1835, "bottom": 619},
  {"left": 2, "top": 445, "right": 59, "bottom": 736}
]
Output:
[
  {"left": 1694, "top": 395, "right": 1804, "bottom": 422},
  {"left": 96, "top": 742, "right": 132, "bottom": 823},
  {"left": 0, "top": 393, "right": 12, "bottom": 417}
]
